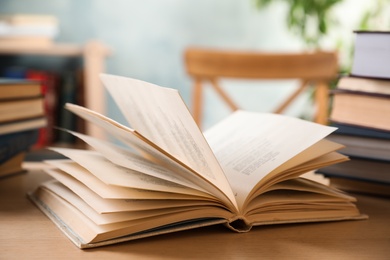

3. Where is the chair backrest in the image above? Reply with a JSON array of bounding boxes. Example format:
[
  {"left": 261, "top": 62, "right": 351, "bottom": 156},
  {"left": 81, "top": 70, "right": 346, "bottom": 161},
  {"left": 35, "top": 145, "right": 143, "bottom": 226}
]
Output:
[{"left": 184, "top": 47, "right": 338, "bottom": 128}]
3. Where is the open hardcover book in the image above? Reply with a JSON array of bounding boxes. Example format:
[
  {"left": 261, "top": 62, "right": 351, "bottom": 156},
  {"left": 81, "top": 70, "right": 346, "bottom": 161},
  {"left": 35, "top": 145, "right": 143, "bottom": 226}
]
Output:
[{"left": 29, "top": 74, "right": 366, "bottom": 249}]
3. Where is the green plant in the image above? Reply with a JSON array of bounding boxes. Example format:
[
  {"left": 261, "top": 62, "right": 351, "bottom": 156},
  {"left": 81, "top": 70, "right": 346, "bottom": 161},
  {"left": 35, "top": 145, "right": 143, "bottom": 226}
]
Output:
[
  {"left": 254, "top": 0, "right": 343, "bottom": 48},
  {"left": 358, "top": 0, "right": 390, "bottom": 30}
]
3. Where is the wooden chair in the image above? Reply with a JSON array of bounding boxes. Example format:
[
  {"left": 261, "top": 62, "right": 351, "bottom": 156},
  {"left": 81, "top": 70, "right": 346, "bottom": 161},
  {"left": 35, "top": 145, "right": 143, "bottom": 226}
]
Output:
[{"left": 184, "top": 47, "right": 338, "bottom": 128}]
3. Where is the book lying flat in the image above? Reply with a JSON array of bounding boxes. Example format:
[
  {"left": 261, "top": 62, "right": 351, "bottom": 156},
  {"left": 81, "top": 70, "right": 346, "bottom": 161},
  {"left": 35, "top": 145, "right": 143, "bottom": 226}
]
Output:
[
  {"left": 326, "top": 133, "right": 390, "bottom": 162},
  {"left": 0, "top": 78, "right": 42, "bottom": 100},
  {"left": 0, "top": 129, "right": 39, "bottom": 164},
  {"left": 0, "top": 97, "right": 45, "bottom": 123},
  {"left": 0, "top": 116, "right": 46, "bottom": 135},
  {"left": 351, "top": 31, "right": 390, "bottom": 79},
  {"left": 330, "top": 89, "right": 390, "bottom": 132},
  {"left": 317, "top": 157, "right": 390, "bottom": 185},
  {"left": 327, "top": 177, "right": 390, "bottom": 197},
  {"left": 337, "top": 75, "right": 390, "bottom": 95},
  {"left": 28, "top": 74, "right": 366, "bottom": 249},
  {"left": 330, "top": 122, "right": 390, "bottom": 140}
]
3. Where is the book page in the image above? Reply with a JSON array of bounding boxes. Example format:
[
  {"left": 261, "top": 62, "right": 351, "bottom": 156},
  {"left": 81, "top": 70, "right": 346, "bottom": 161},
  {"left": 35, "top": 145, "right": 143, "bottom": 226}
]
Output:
[
  {"left": 46, "top": 160, "right": 205, "bottom": 200},
  {"left": 50, "top": 143, "right": 199, "bottom": 192},
  {"left": 247, "top": 151, "right": 348, "bottom": 205},
  {"left": 246, "top": 178, "right": 357, "bottom": 215},
  {"left": 100, "top": 74, "right": 237, "bottom": 209},
  {"left": 65, "top": 104, "right": 234, "bottom": 209},
  {"left": 65, "top": 103, "right": 180, "bottom": 167},
  {"left": 45, "top": 169, "right": 222, "bottom": 214},
  {"left": 244, "top": 141, "right": 347, "bottom": 205},
  {"left": 47, "top": 149, "right": 213, "bottom": 198},
  {"left": 244, "top": 178, "right": 361, "bottom": 224},
  {"left": 32, "top": 183, "right": 232, "bottom": 245},
  {"left": 40, "top": 181, "right": 207, "bottom": 225},
  {"left": 204, "top": 111, "right": 336, "bottom": 210}
]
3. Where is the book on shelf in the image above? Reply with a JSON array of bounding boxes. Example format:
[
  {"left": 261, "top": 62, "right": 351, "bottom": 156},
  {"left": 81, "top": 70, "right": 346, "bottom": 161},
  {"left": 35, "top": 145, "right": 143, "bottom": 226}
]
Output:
[
  {"left": 351, "top": 31, "right": 390, "bottom": 79},
  {"left": 0, "top": 78, "right": 46, "bottom": 159},
  {"left": 28, "top": 74, "right": 365, "bottom": 249},
  {"left": 0, "top": 129, "right": 38, "bottom": 178},
  {"left": 0, "top": 129, "right": 39, "bottom": 165},
  {"left": 0, "top": 78, "right": 42, "bottom": 100},
  {"left": 0, "top": 97, "right": 45, "bottom": 124},
  {"left": 0, "top": 117, "right": 47, "bottom": 135},
  {"left": 0, "top": 117, "right": 41, "bottom": 178},
  {"left": 26, "top": 70, "right": 60, "bottom": 148},
  {"left": 1, "top": 67, "right": 82, "bottom": 147}
]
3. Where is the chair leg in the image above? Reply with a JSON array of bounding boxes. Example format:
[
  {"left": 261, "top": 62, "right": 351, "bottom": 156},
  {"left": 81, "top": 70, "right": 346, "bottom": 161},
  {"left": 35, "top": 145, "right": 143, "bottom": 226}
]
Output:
[
  {"left": 314, "top": 81, "right": 329, "bottom": 125},
  {"left": 192, "top": 78, "right": 203, "bottom": 127}
]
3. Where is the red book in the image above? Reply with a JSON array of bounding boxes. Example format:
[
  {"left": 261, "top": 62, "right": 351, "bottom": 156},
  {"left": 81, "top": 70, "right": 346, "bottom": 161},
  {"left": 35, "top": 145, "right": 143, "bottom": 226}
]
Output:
[{"left": 26, "top": 70, "right": 59, "bottom": 148}]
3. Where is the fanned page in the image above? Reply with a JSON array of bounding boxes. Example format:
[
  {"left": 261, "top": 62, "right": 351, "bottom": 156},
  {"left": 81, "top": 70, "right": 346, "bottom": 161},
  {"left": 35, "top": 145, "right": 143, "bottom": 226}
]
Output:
[
  {"left": 65, "top": 104, "right": 234, "bottom": 210},
  {"left": 203, "top": 111, "right": 337, "bottom": 209},
  {"left": 52, "top": 133, "right": 205, "bottom": 193},
  {"left": 27, "top": 74, "right": 366, "bottom": 248},
  {"left": 100, "top": 74, "right": 237, "bottom": 209},
  {"left": 44, "top": 154, "right": 211, "bottom": 199}
]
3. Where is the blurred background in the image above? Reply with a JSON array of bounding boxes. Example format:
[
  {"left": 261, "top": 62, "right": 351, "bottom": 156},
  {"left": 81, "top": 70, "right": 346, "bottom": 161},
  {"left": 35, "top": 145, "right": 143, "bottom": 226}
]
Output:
[{"left": 0, "top": 0, "right": 389, "bottom": 131}]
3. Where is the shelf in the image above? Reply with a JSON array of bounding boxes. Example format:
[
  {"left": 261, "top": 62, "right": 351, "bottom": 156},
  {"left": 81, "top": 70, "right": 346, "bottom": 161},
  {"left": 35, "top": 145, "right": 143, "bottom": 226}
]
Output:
[
  {"left": 0, "top": 41, "right": 111, "bottom": 140},
  {"left": 0, "top": 43, "right": 84, "bottom": 56}
]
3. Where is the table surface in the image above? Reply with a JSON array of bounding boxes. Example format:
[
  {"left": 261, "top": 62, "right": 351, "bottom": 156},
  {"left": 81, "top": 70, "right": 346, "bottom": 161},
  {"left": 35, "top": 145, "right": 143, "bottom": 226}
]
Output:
[{"left": 1, "top": 164, "right": 389, "bottom": 260}]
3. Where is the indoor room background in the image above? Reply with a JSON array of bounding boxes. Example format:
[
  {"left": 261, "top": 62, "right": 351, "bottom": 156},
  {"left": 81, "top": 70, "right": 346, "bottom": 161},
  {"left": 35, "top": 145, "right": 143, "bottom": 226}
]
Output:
[{"left": 0, "top": 0, "right": 383, "bottom": 130}]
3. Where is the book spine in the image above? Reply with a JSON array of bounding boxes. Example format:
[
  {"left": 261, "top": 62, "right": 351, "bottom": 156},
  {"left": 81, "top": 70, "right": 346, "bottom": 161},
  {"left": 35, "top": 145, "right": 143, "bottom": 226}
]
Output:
[
  {"left": 26, "top": 70, "right": 60, "bottom": 148},
  {"left": 330, "top": 122, "right": 390, "bottom": 139},
  {"left": 0, "top": 129, "right": 39, "bottom": 164},
  {"left": 330, "top": 88, "right": 390, "bottom": 98},
  {"left": 349, "top": 74, "right": 390, "bottom": 81}
]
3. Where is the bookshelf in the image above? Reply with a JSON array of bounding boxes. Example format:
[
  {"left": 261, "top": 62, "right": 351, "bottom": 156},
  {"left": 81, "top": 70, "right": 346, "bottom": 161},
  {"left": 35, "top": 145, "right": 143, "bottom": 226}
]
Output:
[{"left": 0, "top": 41, "right": 111, "bottom": 140}]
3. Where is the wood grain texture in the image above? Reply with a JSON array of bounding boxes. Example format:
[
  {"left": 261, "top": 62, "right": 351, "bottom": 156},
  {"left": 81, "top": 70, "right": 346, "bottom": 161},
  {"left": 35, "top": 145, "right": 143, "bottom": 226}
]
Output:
[
  {"left": 185, "top": 48, "right": 338, "bottom": 128},
  {"left": 0, "top": 164, "right": 389, "bottom": 259}
]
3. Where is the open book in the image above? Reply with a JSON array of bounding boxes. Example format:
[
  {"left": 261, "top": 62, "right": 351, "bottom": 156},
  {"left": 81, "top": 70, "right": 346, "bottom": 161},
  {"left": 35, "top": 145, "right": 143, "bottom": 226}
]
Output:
[{"left": 29, "top": 74, "right": 365, "bottom": 249}]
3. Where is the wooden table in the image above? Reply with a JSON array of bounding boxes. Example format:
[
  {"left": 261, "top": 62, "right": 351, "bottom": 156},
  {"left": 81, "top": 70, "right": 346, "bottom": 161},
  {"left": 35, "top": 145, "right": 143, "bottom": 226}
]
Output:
[{"left": 1, "top": 164, "right": 389, "bottom": 259}]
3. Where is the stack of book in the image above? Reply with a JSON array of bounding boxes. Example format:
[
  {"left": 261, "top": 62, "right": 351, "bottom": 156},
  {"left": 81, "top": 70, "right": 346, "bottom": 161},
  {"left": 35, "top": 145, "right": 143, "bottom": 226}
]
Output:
[
  {"left": 0, "top": 14, "right": 59, "bottom": 48},
  {"left": 317, "top": 31, "right": 390, "bottom": 197},
  {"left": 2, "top": 67, "right": 80, "bottom": 148},
  {"left": 0, "top": 78, "right": 46, "bottom": 178}
]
